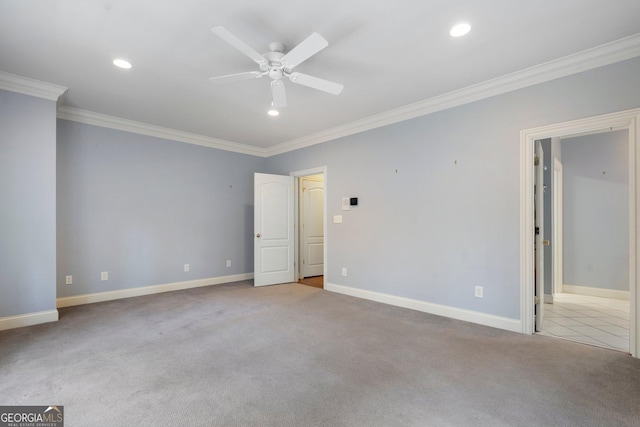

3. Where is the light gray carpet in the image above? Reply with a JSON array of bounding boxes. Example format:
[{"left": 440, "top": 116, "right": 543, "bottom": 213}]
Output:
[{"left": 1, "top": 281, "right": 639, "bottom": 426}]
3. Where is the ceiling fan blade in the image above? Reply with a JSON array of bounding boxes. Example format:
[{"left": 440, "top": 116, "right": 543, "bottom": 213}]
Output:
[
  {"left": 281, "top": 32, "right": 328, "bottom": 69},
  {"left": 209, "top": 71, "right": 263, "bottom": 85},
  {"left": 271, "top": 80, "right": 287, "bottom": 108},
  {"left": 289, "top": 72, "right": 343, "bottom": 95},
  {"left": 212, "top": 27, "right": 267, "bottom": 67}
]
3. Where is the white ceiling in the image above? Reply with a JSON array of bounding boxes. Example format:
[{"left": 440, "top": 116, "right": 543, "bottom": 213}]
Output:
[{"left": 1, "top": 0, "right": 640, "bottom": 151}]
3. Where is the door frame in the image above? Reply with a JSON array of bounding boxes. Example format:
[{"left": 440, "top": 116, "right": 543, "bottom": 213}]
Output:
[
  {"left": 291, "top": 166, "right": 328, "bottom": 284},
  {"left": 520, "top": 107, "right": 640, "bottom": 358},
  {"left": 534, "top": 140, "right": 545, "bottom": 332}
]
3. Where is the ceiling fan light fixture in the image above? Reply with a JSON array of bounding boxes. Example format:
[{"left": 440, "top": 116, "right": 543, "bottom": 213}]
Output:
[
  {"left": 113, "top": 58, "right": 132, "bottom": 69},
  {"left": 450, "top": 23, "right": 471, "bottom": 37}
]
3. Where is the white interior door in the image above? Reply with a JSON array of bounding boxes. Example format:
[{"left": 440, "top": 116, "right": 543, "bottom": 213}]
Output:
[
  {"left": 535, "top": 141, "right": 545, "bottom": 332},
  {"left": 254, "top": 173, "right": 295, "bottom": 287},
  {"left": 301, "top": 177, "right": 324, "bottom": 278}
]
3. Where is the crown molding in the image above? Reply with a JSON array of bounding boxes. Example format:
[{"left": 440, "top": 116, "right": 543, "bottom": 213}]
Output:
[
  {"left": 265, "top": 33, "right": 640, "bottom": 157},
  {"left": 0, "top": 71, "right": 68, "bottom": 101},
  {"left": 57, "top": 107, "right": 268, "bottom": 157},
  {"left": 9, "top": 33, "right": 638, "bottom": 158}
]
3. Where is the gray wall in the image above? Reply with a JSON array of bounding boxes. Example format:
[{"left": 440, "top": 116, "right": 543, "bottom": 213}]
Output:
[
  {"left": 265, "top": 57, "right": 640, "bottom": 320},
  {"left": 3, "top": 56, "right": 640, "bottom": 325},
  {"left": 0, "top": 90, "right": 57, "bottom": 317},
  {"left": 57, "top": 120, "right": 264, "bottom": 297},
  {"left": 561, "top": 130, "right": 629, "bottom": 291}
]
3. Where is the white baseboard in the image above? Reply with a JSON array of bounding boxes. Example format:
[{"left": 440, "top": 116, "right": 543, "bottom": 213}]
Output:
[
  {"left": 0, "top": 310, "right": 59, "bottom": 331},
  {"left": 57, "top": 273, "right": 254, "bottom": 308},
  {"left": 325, "top": 283, "right": 521, "bottom": 333},
  {"left": 563, "top": 284, "right": 630, "bottom": 301}
]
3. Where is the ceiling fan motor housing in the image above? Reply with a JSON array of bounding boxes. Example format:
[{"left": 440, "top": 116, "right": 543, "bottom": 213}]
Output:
[{"left": 264, "top": 50, "right": 286, "bottom": 79}]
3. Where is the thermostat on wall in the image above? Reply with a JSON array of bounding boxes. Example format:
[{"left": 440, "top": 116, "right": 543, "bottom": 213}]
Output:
[{"left": 350, "top": 197, "right": 358, "bottom": 206}]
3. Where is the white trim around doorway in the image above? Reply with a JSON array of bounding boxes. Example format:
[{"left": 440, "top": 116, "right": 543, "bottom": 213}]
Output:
[{"left": 520, "top": 107, "right": 640, "bottom": 358}]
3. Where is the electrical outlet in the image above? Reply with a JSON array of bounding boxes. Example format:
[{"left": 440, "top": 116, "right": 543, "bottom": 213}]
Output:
[
  {"left": 226, "top": 260, "right": 231, "bottom": 268},
  {"left": 341, "top": 267, "right": 347, "bottom": 276},
  {"left": 184, "top": 264, "right": 190, "bottom": 272},
  {"left": 101, "top": 271, "right": 108, "bottom": 281},
  {"left": 65, "top": 275, "right": 72, "bottom": 285},
  {"left": 475, "top": 286, "right": 484, "bottom": 298}
]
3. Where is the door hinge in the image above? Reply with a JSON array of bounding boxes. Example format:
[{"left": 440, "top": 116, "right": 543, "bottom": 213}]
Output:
[
  {"left": 543, "top": 240, "right": 550, "bottom": 246},
  {"left": 534, "top": 157, "right": 540, "bottom": 166},
  {"left": 534, "top": 296, "right": 540, "bottom": 305}
]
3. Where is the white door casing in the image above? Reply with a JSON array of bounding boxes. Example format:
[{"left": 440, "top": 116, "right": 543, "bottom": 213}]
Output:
[
  {"left": 520, "top": 107, "right": 640, "bottom": 358},
  {"left": 301, "top": 177, "right": 325, "bottom": 278},
  {"left": 254, "top": 173, "right": 295, "bottom": 287},
  {"left": 535, "top": 141, "right": 545, "bottom": 332}
]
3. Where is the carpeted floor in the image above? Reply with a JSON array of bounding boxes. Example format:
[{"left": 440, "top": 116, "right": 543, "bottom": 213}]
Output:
[{"left": 1, "top": 281, "right": 639, "bottom": 426}]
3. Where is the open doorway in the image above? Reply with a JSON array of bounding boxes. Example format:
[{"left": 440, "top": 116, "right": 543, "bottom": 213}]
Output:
[
  {"left": 520, "top": 108, "right": 640, "bottom": 358},
  {"left": 537, "top": 131, "right": 631, "bottom": 352},
  {"left": 291, "top": 167, "right": 327, "bottom": 289},
  {"left": 298, "top": 174, "right": 324, "bottom": 288}
]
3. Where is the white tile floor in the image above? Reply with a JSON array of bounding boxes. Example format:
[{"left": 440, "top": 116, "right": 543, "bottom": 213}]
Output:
[{"left": 538, "top": 293, "right": 630, "bottom": 352}]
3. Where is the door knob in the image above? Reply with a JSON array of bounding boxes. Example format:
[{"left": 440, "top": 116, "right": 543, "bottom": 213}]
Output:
[{"left": 256, "top": 233, "right": 261, "bottom": 238}]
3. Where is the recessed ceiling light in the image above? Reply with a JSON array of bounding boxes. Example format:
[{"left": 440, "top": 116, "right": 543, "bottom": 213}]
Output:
[
  {"left": 113, "top": 59, "right": 132, "bottom": 69},
  {"left": 267, "top": 108, "right": 279, "bottom": 117},
  {"left": 450, "top": 23, "right": 471, "bottom": 37}
]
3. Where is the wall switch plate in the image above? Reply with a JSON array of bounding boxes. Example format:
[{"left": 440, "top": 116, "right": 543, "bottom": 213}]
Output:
[
  {"left": 101, "top": 271, "right": 108, "bottom": 281},
  {"left": 184, "top": 264, "right": 190, "bottom": 272},
  {"left": 226, "top": 260, "right": 231, "bottom": 268},
  {"left": 65, "top": 275, "right": 72, "bottom": 285},
  {"left": 475, "top": 286, "right": 484, "bottom": 298},
  {"left": 333, "top": 215, "right": 343, "bottom": 224},
  {"left": 342, "top": 267, "right": 347, "bottom": 276},
  {"left": 341, "top": 197, "right": 350, "bottom": 211}
]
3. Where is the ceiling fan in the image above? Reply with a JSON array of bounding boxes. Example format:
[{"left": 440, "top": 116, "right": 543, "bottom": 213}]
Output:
[{"left": 210, "top": 27, "right": 343, "bottom": 109}]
